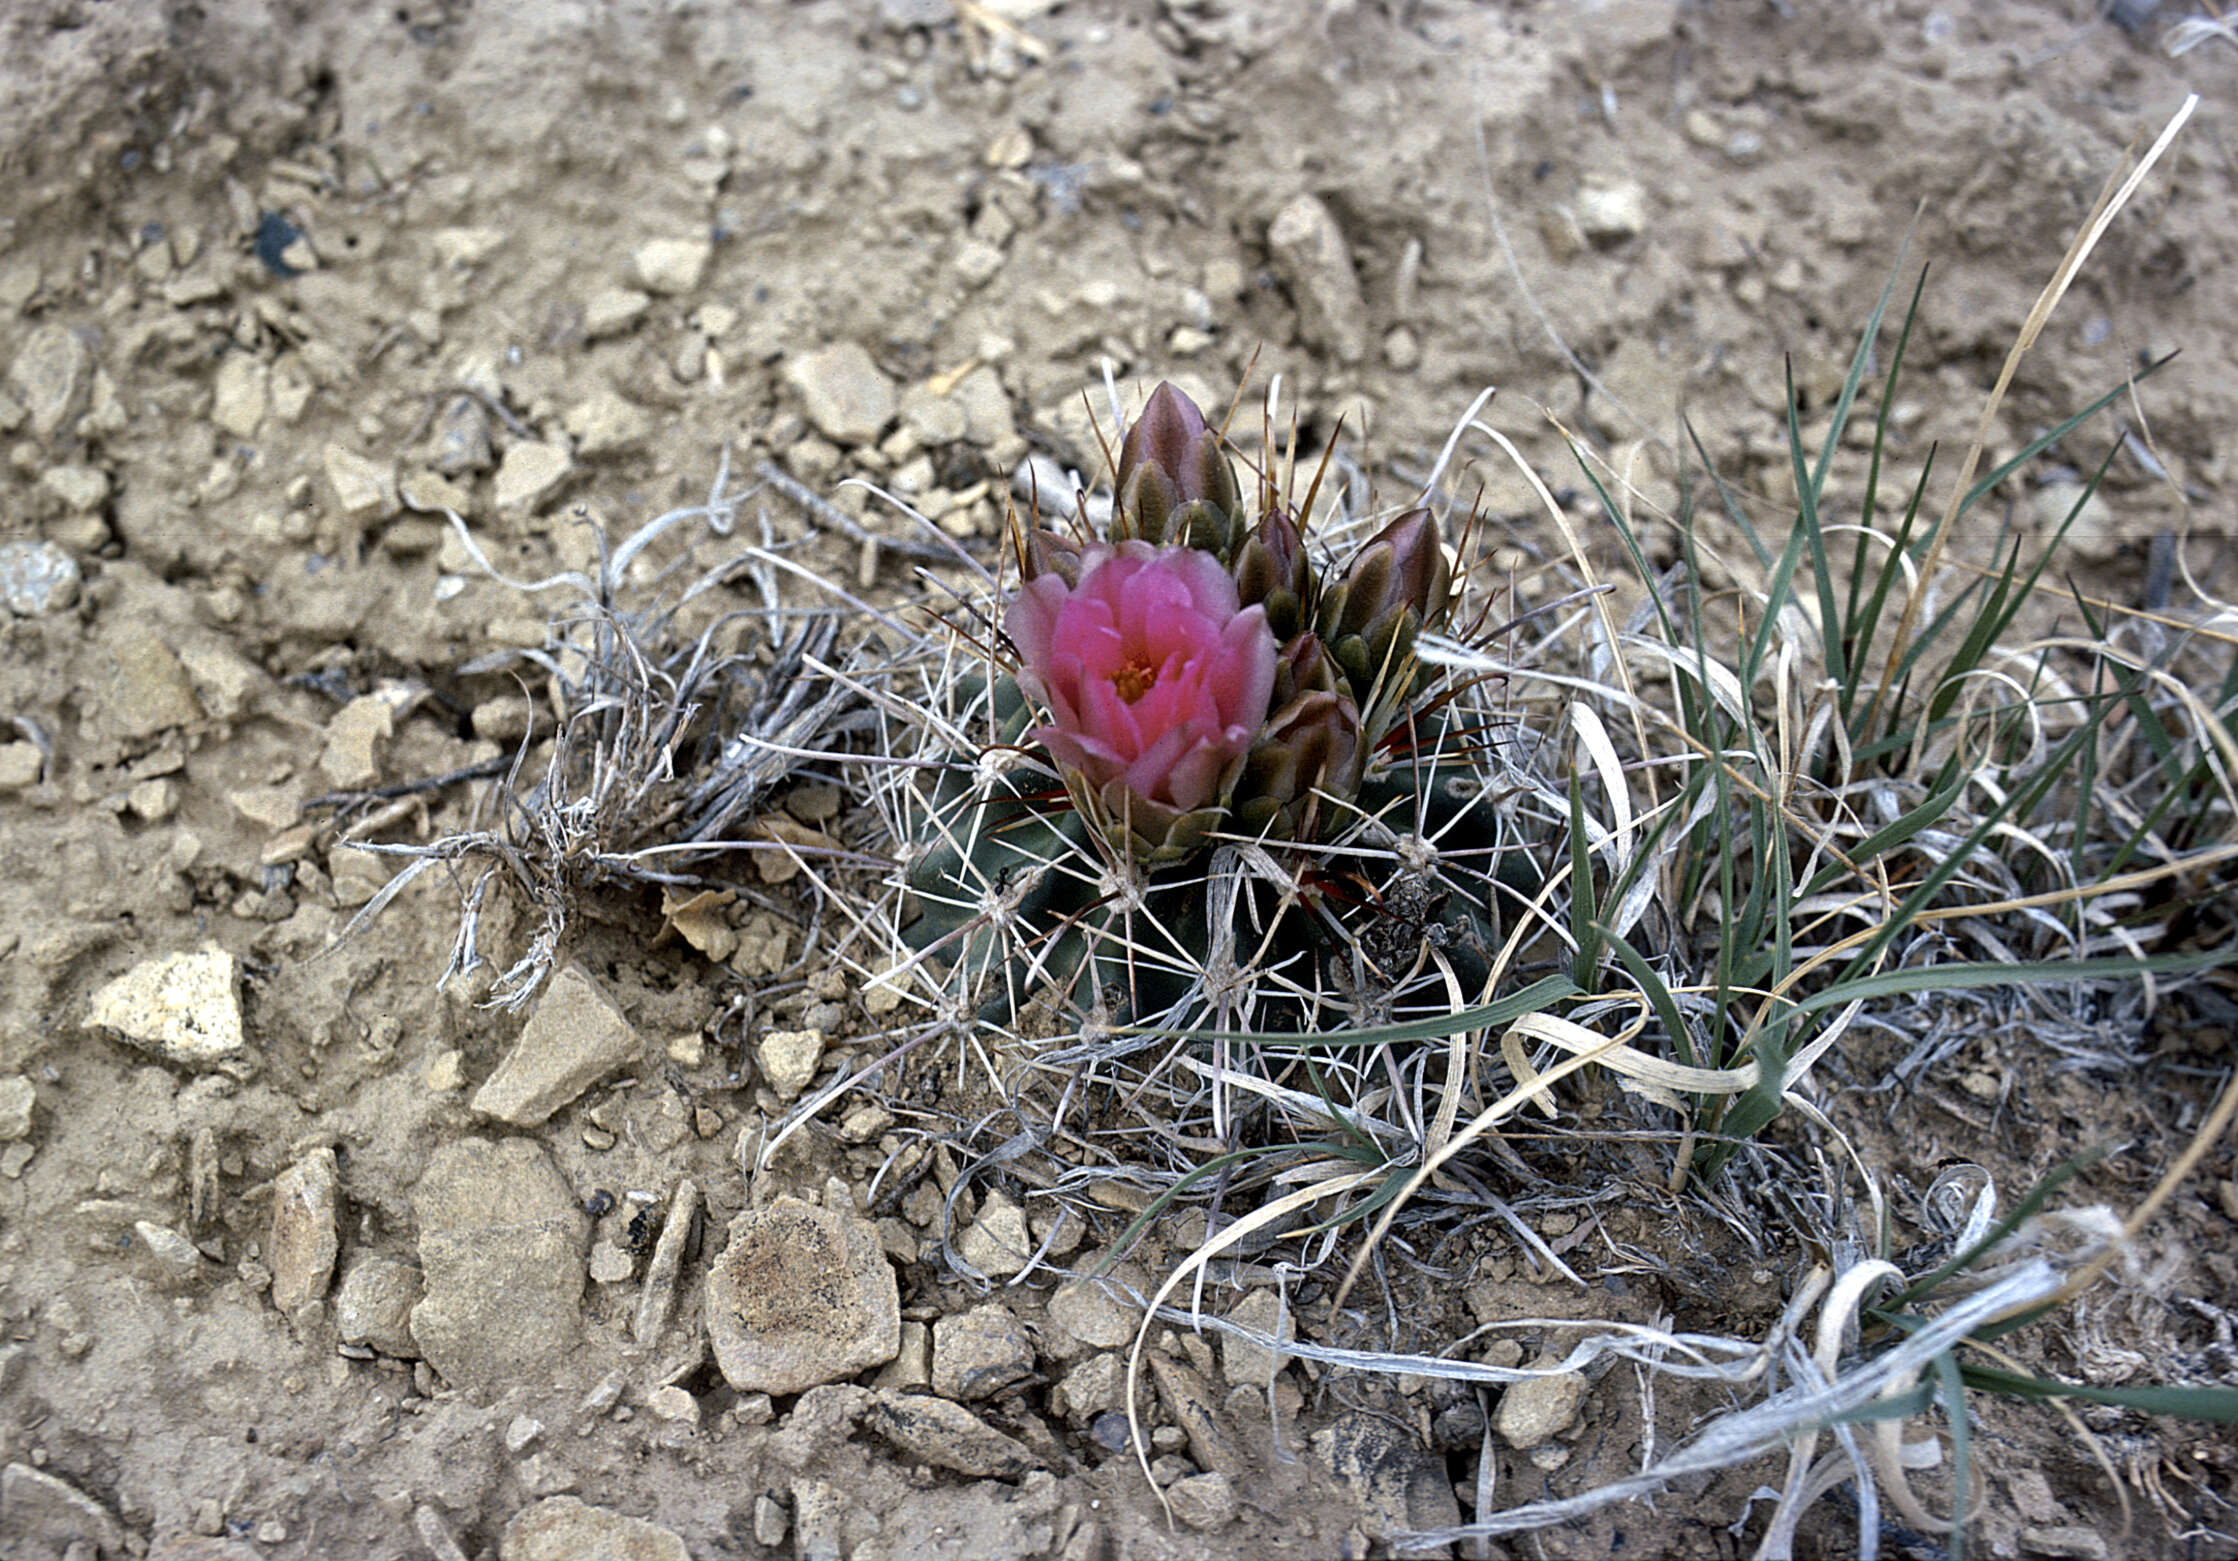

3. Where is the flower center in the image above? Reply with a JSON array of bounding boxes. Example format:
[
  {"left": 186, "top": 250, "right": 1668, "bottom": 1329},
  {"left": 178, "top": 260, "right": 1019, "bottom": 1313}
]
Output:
[{"left": 1110, "top": 656, "right": 1158, "bottom": 703}]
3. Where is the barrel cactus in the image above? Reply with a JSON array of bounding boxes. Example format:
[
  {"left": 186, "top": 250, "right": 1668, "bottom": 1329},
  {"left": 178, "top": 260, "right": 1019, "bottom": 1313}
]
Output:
[{"left": 892, "top": 381, "right": 1538, "bottom": 1032}]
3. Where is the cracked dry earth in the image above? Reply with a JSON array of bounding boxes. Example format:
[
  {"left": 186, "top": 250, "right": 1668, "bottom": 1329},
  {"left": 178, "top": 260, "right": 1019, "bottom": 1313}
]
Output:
[{"left": 3, "top": 2, "right": 2238, "bottom": 1559}]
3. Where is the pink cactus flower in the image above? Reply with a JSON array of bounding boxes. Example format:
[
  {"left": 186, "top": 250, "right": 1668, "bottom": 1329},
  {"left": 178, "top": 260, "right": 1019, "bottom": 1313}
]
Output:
[{"left": 1007, "top": 541, "right": 1279, "bottom": 827}]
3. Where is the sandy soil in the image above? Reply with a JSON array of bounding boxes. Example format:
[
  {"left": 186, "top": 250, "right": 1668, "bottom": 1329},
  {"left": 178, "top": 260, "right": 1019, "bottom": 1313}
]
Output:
[{"left": 2, "top": 1, "right": 2235, "bottom": 1557}]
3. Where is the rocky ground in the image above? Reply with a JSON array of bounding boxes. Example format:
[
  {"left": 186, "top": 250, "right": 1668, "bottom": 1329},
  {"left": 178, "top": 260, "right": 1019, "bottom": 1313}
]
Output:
[{"left": 2, "top": 1, "right": 2236, "bottom": 1558}]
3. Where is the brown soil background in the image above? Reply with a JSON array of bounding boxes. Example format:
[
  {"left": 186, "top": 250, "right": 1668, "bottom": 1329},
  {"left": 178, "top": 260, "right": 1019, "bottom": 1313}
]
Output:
[{"left": 2, "top": 1, "right": 2235, "bottom": 1558}]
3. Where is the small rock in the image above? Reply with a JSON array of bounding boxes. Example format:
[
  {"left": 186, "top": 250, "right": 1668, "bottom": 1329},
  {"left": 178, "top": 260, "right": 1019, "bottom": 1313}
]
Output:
[
  {"left": 430, "top": 227, "right": 507, "bottom": 267},
  {"left": 899, "top": 388, "right": 969, "bottom": 446},
  {"left": 1, "top": 1462, "right": 126, "bottom": 1554},
  {"left": 864, "top": 1390, "right": 1040, "bottom": 1479},
  {"left": 1149, "top": 1355, "right": 1245, "bottom": 1479},
  {"left": 955, "top": 1188, "right": 1033, "bottom": 1279},
  {"left": 0, "top": 1075, "right": 32, "bottom": 1140},
  {"left": 838, "top": 1105, "right": 891, "bottom": 1144},
  {"left": 100, "top": 627, "right": 204, "bottom": 738},
  {"left": 632, "top": 1177, "right": 699, "bottom": 1346},
  {"left": 1496, "top": 1362, "right": 1590, "bottom": 1447},
  {"left": 646, "top": 1384, "right": 699, "bottom": 1427},
  {"left": 1168, "top": 1471, "right": 1238, "bottom": 1532},
  {"left": 1267, "top": 192, "right": 1369, "bottom": 364},
  {"left": 563, "top": 389, "right": 650, "bottom": 456},
  {"left": 1055, "top": 1352, "right": 1124, "bottom": 1426},
  {"left": 411, "top": 1138, "right": 588, "bottom": 1393},
  {"left": 319, "top": 696, "right": 395, "bottom": 789},
  {"left": 705, "top": 1197, "right": 899, "bottom": 1394},
  {"left": 1382, "top": 325, "right": 1421, "bottom": 372},
  {"left": 1048, "top": 1276, "right": 1135, "bottom": 1350},
  {"left": 493, "top": 441, "right": 573, "bottom": 513},
  {"left": 0, "top": 744, "right": 41, "bottom": 790},
  {"left": 134, "top": 1219, "right": 207, "bottom": 1282},
  {"left": 1312, "top": 1408, "right": 1463, "bottom": 1542},
  {"left": 751, "top": 1492, "right": 789, "bottom": 1549},
  {"left": 335, "top": 1255, "right": 423, "bottom": 1356},
  {"left": 40, "top": 464, "right": 109, "bottom": 511},
  {"left": 471, "top": 963, "right": 643, "bottom": 1126},
  {"left": 84, "top": 945, "right": 245, "bottom": 1067},
  {"left": 427, "top": 396, "right": 493, "bottom": 475},
  {"left": 0, "top": 539, "right": 80, "bottom": 615},
  {"left": 499, "top": 1495, "right": 691, "bottom": 1561},
  {"left": 755, "top": 1028, "right": 824, "bottom": 1102},
  {"left": 1220, "top": 1289, "right": 1292, "bottom": 1386},
  {"left": 324, "top": 444, "right": 398, "bottom": 520},
  {"left": 269, "top": 1146, "right": 341, "bottom": 1316},
  {"left": 211, "top": 355, "right": 268, "bottom": 439},
  {"left": 784, "top": 342, "right": 897, "bottom": 445},
  {"left": 952, "top": 240, "right": 1005, "bottom": 288},
  {"left": 931, "top": 1304, "right": 1037, "bottom": 1401},
  {"left": 1576, "top": 180, "right": 1648, "bottom": 245},
  {"left": 8, "top": 322, "right": 90, "bottom": 438},
  {"left": 791, "top": 1479, "right": 844, "bottom": 1561},
  {"left": 2034, "top": 480, "right": 2124, "bottom": 563},
  {"left": 2019, "top": 1525, "right": 2110, "bottom": 1560},
  {"left": 582, "top": 288, "right": 650, "bottom": 341},
  {"left": 505, "top": 1414, "right": 544, "bottom": 1453},
  {"left": 872, "top": 1318, "right": 933, "bottom": 1391},
  {"left": 631, "top": 237, "right": 713, "bottom": 296},
  {"left": 588, "top": 1240, "right": 636, "bottom": 1285}
]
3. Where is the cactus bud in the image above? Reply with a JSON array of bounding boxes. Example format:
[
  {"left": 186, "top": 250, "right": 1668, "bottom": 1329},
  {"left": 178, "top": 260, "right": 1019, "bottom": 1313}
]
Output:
[
  {"left": 1232, "top": 506, "right": 1313, "bottom": 643},
  {"left": 1112, "top": 382, "right": 1244, "bottom": 560},
  {"left": 1317, "top": 507, "right": 1452, "bottom": 716}
]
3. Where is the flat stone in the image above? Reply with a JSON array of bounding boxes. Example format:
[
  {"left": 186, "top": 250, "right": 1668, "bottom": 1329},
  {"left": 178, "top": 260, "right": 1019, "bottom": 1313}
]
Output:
[
  {"left": 0, "top": 744, "right": 42, "bottom": 789},
  {"left": 954, "top": 1187, "right": 1032, "bottom": 1279},
  {"left": 324, "top": 443, "right": 398, "bottom": 520},
  {"left": 1220, "top": 1288, "right": 1292, "bottom": 1386},
  {"left": 581, "top": 288, "right": 651, "bottom": 341},
  {"left": 1495, "top": 1362, "right": 1591, "bottom": 1448},
  {"left": 631, "top": 237, "right": 713, "bottom": 296},
  {"left": 431, "top": 227, "right": 507, "bottom": 267},
  {"left": 411, "top": 1138, "right": 588, "bottom": 1394},
  {"left": 784, "top": 342, "right": 896, "bottom": 445},
  {"left": 40, "top": 463, "right": 109, "bottom": 511},
  {"left": 1267, "top": 192, "right": 1369, "bottom": 365},
  {"left": 1047, "top": 1276, "right": 1134, "bottom": 1350},
  {"left": 100, "top": 627, "right": 204, "bottom": 738},
  {"left": 84, "top": 946, "right": 245, "bottom": 1067},
  {"left": 1311, "top": 1408, "right": 1463, "bottom": 1542},
  {"left": 632, "top": 1178, "right": 699, "bottom": 1346},
  {"left": 1576, "top": 179, "right": 1648, "bottom": 244},
  {"left": 754, "top": 1027, "right": 823, "bottom": 1102},
  {"left": 1169, "top": 1471, "right": 1238, "bottom": 1532},
  {"left": 864, "top": 1389, "right": 1040, "bottom": 1479},
  {"left": 705, "top": 1197, "right": 899, "bottom": 1395},
  {"left": 270, "top": 1146, "right": 341, "bottom": 1316},
  {"left": 499, "top": 1496, "right": 690, "bottom": 1561},
  {"left": 320, "top": 696, "right": 395, "bottom": 789},
  {"left": 493, "top": 441, "right": 573, "bottom": 512},
  {"left": 931, "top": 1304, "right": 1036, "bottom": 1402},
  {"left": 1, "top": 1462, "right": 126, "bottom": 1554},
  {"left": 1149, "top": 1354, "right": 1245, "bottom": 1479},
  {"left": 563, "top": 390, "right": 649, "bottom": 456},
  {"left": 336, "top": 1255, "right": 423, "bottom": 1356},
  {"left": 0, "top": 1075, "right": 32, "bottom": 1140},
  {"left": 0, "top": 539, "right": 80, "bottom": 615},
  {"left": 8, "top": 322, "right": 89, "bottom": 438},
  {"left": 471, "top": 963, "right": 643, "bottom": 1126},
  {"left": 899, "top": 387, "right": 968, "bottom": 446},
  {"left": 211, "top": 354, "right": 268, "bottom": 439}
]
